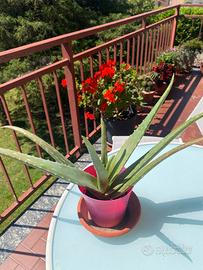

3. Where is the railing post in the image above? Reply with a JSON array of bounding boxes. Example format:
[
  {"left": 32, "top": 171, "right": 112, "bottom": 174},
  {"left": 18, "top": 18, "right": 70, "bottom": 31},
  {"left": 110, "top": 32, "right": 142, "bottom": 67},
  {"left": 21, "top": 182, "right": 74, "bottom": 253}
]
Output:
[
  {"left": 142, "top": 18, "right": 146, "bottom": 29},
  {"left": 61, "top": 42, "right": 82, "bottom": 154},
  {"left": 170, "top": 6, "right": 180, "bottom": 48}
]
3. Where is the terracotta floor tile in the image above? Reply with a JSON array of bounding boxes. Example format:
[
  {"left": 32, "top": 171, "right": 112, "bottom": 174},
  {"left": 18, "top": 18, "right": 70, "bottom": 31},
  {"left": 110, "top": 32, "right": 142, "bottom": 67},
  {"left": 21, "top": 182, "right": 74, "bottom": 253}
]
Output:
[
  {"left": 41, "top": 231, "right": 48, "bottom": 241},
  {"left": 10, "top": 244, "right": 41, "bottom": 270},
  {"left": 0, "top": 257, "right": 18, "bottom": 270},
  {"left": 22, "top": 228, "right": 46, "bottom": 250},
  {"left": 37, "top": 213, "right": 52, "bottom": 228},
  {"left": 15, "top": 265, "right": 26, "bottom": 270},
  {"left": 182, "top": 123, "right": 203, "bottom": 145},
  {"left": 32, "top": 259, "right": 45, "bottom": 270},
  {"left": 31, "top": 239, "right": 46, "bottom": 255}
]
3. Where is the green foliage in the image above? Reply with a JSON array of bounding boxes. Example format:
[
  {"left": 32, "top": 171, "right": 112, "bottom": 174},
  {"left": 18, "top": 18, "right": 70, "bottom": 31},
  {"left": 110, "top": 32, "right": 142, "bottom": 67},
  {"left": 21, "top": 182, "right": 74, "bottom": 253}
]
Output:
[
  {"left": 97, "top": 0, "right": 154, "bottom": 43},
  {"left": 136, "top": 74, "right": 154, "bottom": 93},
  {"left": 77, "top": 0, "right": 130, "bottom": 15},
  {"left": 156, "top": 50, "right": 178, "bottom": 65},
  {"left": 97, "top": 13, "right": 139, "bottom": 44},
  {"left": 180, "top": 7, "right": 203, "bottom": 16},
  {"left": 176, "top": 7, "right": 203, "bottom": 45},
  {"left": 128, "top": 0, "right": 154, "bottom": 15},
  {"left": 0, "top": 59, "right": 32, "bottom": 84},
  {"left": 149, "top": 6, "right": 203, "bottom": 45},
  {"left": 0, "top": 0, "right": 98, "bottom": 50},
  {"left": 175, "top": 47, "right": 196, "bottom": 73},
  {"left": 0, "top": 14, "right": 17, "bottom": 50},
  {"left": 149, "top": 9, "right": 175, "bottom": 24},
  {"left": 156, "top": 38, "right": 203, "bottom": 74},
  {"left": 182, "top": 38, "right": 203, "bottom": 53}
]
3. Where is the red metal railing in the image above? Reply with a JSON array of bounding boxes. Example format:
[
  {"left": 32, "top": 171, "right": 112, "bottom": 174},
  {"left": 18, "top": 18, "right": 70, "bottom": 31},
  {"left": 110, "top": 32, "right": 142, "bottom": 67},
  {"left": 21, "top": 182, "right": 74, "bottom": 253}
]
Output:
[{"left": 0, "top": 4, "right": 202, "bottom": 223}]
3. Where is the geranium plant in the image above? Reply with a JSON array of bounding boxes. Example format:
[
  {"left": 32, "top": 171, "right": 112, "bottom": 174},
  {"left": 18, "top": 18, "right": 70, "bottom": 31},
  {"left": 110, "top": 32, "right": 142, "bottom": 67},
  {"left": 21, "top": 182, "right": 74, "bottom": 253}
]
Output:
[
  {"left": 0, "top": 76, "right": 203, "bottom": 201},
  {"left": 76, "top": 60, "right": 141, "bottom": 119},
  {"left": 152, "top": 62, "right": 175, "bottom": 85}
]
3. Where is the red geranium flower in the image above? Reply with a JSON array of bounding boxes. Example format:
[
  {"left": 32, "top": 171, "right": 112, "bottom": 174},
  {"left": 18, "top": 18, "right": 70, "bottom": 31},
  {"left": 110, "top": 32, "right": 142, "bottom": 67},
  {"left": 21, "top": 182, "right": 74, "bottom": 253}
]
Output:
[
  {"left": 106, "top": 60, "right": 116, "bottom": 67},
  {"left": 99, "top": 63, "right": 108, "bottom": 71},
  {"left": 82, "top": 77, "right": 97, "bottom": 94},
  {"left": 100, "top": 102, "right": 108, "bottom": 112},
  {"left": 85, "top": 112, "right": 95, "bottom": 120},
  {"left": 94, "top": 71, "right": 102, "bottom": 80},
  {"left": 114, "top": 80, "right": 125, "bottom": 93},
  {"left": 61, "top": 79, "right": 67, "bottom": 88},
  {"left": 101, "top": 67, "right": 115, "bottom": 78},
  {"left": 103, "top": 89, "right": 116, "bottom": 103}
]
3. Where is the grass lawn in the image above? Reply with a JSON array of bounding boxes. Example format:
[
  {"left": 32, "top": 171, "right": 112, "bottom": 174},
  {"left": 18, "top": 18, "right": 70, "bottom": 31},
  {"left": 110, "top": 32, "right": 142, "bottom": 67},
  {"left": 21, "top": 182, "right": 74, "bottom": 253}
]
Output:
[
  {"left": 0, "top": 128, "right": 57, "bottom": 234},
  {"left": 0, "top": 128, "right": 43, "bottom": 213}
]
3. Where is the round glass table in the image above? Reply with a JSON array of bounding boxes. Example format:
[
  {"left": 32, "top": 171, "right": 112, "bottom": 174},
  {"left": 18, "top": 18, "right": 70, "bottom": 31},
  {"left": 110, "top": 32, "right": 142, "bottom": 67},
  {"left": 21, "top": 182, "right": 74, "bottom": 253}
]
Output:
[{"left": 46, "top": 143, "right": 203, "bottom": 270}]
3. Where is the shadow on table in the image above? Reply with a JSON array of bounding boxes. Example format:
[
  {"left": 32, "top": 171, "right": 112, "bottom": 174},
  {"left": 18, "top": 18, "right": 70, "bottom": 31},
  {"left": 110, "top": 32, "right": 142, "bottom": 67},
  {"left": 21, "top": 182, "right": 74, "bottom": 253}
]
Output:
[{"left": 97, "top": 196, "right": 203, "bottom": 262}]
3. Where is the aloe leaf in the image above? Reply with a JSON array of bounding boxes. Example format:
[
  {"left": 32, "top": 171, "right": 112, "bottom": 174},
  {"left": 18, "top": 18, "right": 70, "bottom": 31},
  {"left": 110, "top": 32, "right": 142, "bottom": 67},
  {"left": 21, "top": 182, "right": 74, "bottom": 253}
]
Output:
[
  {"left": 107, "top": 75, "right": 174, "bottom": 180},
  {"left": 116, "top": 137, "right": 203, "bottom": 194},
  {"left": 1, "top": 126, "right": 74, "bottom": 167},
  {"left": 112, "top": 112, "right": 203, "bottom": 186},
  {"left": 101, "top": 117, "right": 108, "bottom": 167},
  {"left": 82, "top": 136, "right": 108, "bottom": 192},
  {"left": 0, "top": 147, "right": 98, "bottom": 191}
]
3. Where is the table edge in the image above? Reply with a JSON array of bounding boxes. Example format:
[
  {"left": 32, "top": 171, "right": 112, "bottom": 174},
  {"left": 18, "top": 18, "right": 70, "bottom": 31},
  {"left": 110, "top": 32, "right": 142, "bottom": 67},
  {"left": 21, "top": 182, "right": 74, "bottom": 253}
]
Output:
[{"left": 46, "top": 183, "right": 75, "bottom": 270}]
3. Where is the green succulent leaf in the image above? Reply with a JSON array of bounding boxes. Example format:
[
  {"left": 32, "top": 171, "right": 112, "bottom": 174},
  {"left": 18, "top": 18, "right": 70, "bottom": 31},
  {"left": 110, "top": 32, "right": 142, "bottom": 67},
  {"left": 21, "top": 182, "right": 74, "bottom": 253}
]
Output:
[
  {"left": 116, "top": 136, "right": 203, "bottom": 194},
  {"left": 82, "top": 136, "right": 108, "bottom": 192},
  {"left": 0, "top": 147, "right": 98, "bottom": 191},
  {"left": 0, "top": 126, "right": 74, "bottom": 167},
  {"left": 112, "top": 111, "right": 203, "bottom": 187},
  {"left": 101, "top": 117, "right": 108, "bottom": 167},
  {"left": 107, "top": 75, "right": 174, "bottom": 182}
]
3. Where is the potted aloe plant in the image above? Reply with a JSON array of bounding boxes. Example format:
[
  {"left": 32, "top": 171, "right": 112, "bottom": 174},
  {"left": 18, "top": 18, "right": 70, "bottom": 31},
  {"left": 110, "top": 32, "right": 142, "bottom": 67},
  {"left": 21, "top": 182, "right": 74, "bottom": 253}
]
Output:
[{"left": 0, "top": 75, "right": 203, "bottom": 230}]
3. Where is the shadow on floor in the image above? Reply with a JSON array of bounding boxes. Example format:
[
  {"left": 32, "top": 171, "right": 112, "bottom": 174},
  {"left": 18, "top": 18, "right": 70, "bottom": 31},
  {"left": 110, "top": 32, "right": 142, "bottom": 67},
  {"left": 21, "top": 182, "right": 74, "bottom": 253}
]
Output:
[
  {"left": 0, "top": 248, "right": 45, "bottom": 258},
  {"left": 137, "top": 70, "right": 202, "bottom": 137}
]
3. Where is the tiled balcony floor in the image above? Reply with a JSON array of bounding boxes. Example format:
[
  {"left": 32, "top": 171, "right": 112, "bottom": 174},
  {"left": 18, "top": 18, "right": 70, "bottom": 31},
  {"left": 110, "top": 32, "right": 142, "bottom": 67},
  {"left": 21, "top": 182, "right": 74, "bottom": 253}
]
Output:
[{"left": 0, "top": 70, "right": 202, "bottom": 270}]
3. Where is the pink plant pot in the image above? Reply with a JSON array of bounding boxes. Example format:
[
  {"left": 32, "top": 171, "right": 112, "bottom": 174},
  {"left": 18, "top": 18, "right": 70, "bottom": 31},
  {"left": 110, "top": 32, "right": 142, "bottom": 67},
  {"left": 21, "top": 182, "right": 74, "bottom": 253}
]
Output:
[{"left": 79, "top": 165, "right": 132, "bottom": 228}]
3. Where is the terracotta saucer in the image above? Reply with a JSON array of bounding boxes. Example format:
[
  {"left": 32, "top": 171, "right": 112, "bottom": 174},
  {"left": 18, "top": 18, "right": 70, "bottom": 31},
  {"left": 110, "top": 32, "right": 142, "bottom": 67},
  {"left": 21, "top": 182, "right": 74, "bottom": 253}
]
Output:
[{"left": 77, "top": 192, "right": 141, "bottom": 238}]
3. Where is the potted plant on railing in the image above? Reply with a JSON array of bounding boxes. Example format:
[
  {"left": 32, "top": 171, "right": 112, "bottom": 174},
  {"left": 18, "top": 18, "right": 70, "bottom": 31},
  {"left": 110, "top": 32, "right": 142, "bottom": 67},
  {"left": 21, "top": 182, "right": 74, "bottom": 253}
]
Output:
[
  {"left": 175, "top": 39, "right": 203, "bottom": 74},
  {"left": 152, "top": 62, "right": 174, "bottom": 95},
  {"left": 0, "top": 76, "right": 203, "bottom": 236},
  {"left": 136, "top": 74, "right": 155, "bottom": 105},
  {"left": 77, "top": 60, "right": 142, "bottom": 144}
]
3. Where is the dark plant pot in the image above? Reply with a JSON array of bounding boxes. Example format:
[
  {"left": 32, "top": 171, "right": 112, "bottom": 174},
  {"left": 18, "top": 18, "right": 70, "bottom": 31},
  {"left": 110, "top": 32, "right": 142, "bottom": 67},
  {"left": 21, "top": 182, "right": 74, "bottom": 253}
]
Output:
[
  {"left": 155, "top": 83, "right": 167, "bottom": 96},
  {"left": 142, "top": 91, "right": 155, "bottom": 104},
  {"left": 104, "top": 112, "right": 137, "bottom": 144}
]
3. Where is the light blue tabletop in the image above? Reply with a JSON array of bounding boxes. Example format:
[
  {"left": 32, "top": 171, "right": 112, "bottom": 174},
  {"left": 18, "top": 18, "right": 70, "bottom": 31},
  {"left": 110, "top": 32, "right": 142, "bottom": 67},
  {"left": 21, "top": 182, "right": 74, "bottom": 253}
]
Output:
[{"left": 46, "top": 143, "right": 203, "bottom": 270}]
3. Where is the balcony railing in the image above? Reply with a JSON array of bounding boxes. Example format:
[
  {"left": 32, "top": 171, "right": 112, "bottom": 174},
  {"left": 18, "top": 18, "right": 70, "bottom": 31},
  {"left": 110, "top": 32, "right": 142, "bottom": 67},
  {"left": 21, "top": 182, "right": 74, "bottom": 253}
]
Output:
[{"left": 0, "top": 4, "right": 202, "bottom": 224}]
